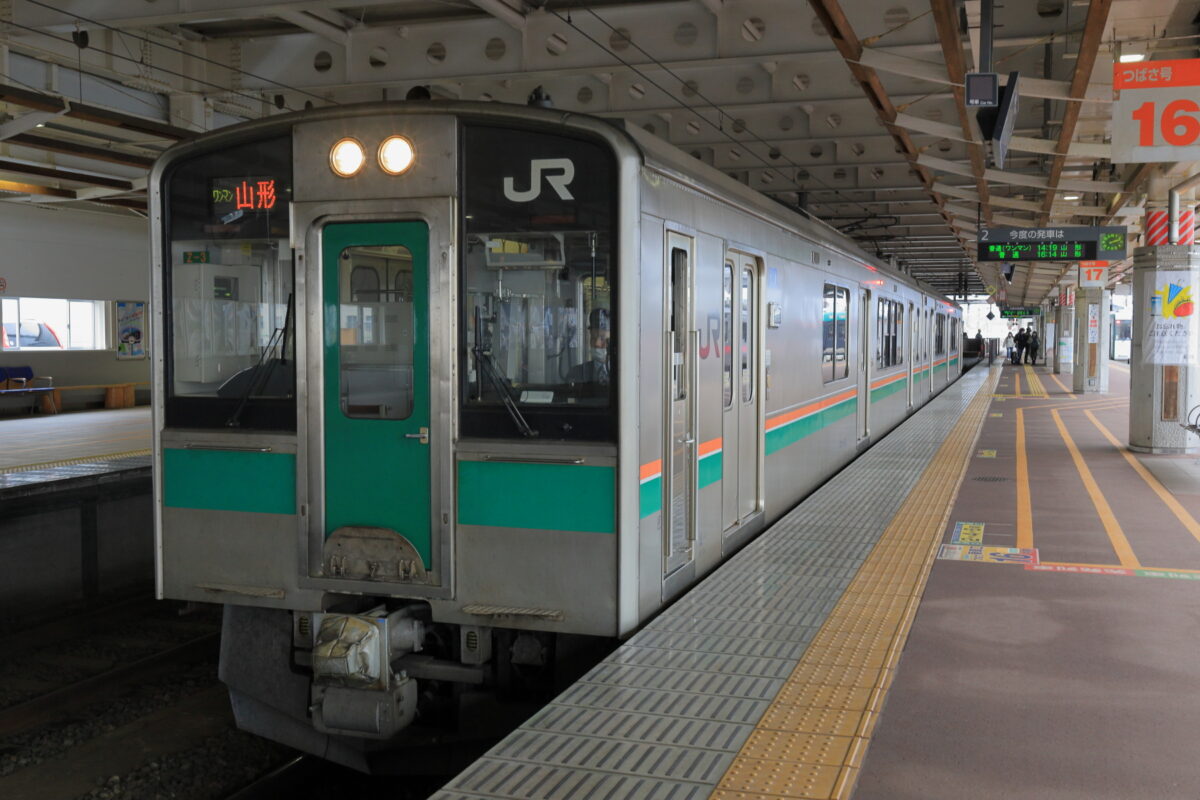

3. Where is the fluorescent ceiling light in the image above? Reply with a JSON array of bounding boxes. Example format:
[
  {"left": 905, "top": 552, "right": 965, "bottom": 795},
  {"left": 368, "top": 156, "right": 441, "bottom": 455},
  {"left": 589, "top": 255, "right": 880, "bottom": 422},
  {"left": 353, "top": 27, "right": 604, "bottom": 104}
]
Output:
[
  {"left": 1063, "top": 194, "right": 1081, "bottom": 200},
  {"left": 1119, "top": 53, "right": 1146, "bottom": 63}
]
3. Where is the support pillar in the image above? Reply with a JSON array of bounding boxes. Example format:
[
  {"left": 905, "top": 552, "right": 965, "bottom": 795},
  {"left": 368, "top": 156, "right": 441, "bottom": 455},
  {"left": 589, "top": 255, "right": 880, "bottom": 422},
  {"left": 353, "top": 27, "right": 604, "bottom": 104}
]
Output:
[
  {"left": 1054, "top": 284, "right": 1074, "bottom": 374},
  {"left": 1072, "top": 287, "right": 1109, "bottom": 392},
  {"left": 1129, "top": 244, "right": 1200, "bottom": 453},
  {"left": 1044, "top": 302, "right": 1056, "bottom": 369}
]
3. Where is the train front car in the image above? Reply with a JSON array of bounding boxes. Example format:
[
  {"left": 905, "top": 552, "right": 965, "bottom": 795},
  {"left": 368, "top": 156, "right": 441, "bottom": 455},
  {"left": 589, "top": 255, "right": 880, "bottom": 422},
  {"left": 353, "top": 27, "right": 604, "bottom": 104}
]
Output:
[{"left": 150, "top": 104, "right": 641, "bottom": 770}]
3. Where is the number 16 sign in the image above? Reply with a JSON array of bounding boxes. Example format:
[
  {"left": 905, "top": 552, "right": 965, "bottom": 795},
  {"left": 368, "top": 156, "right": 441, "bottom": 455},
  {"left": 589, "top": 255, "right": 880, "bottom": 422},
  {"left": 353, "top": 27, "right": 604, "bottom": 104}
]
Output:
[{"left": 1113, "top": 59, "right": 1200, "bottom": 162}]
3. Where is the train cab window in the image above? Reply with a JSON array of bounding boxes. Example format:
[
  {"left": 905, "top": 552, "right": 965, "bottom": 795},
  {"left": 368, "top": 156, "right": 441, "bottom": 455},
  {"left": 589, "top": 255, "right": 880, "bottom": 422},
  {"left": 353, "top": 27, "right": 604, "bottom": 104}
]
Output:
[
  {"left": 822, "top": 283, "right": 850, "bottom": 383},
  {"left": 722, "top": 264, "right": 734, "bottom": 408},
  {"left": 161, "top": 135, "right": 294, "bottom": 430},
  {"left": 338, "top": 246, "right": 414, "bottom": 419},
  {"left": 460, "top": 124, "right": 617, "bottom": 441},
  {"left": 935, "top": 313, "right": 946, "bottom": 355},
  {"left": 877, "top": 299, "right": 903, "bottom": 368},
  {"left": 741, "top": 268, "right": 755, "bottom": 403}
]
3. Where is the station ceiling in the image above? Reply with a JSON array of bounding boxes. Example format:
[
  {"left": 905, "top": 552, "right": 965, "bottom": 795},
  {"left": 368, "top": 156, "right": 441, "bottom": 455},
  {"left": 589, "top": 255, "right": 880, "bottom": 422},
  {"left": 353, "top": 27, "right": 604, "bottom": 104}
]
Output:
[{"left": 0, "top": 0, "right": 1198, "bottom": 305}]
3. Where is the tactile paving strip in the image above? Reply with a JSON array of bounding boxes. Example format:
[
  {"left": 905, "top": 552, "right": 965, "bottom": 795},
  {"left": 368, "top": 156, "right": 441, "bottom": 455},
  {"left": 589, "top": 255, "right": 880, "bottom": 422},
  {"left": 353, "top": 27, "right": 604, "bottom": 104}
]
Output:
[
  {"left": 0, "top": 450, "right": 152, "bottom": 489},
  {"left": 430, "top": 367, "right": 996, "bottom": 800}
]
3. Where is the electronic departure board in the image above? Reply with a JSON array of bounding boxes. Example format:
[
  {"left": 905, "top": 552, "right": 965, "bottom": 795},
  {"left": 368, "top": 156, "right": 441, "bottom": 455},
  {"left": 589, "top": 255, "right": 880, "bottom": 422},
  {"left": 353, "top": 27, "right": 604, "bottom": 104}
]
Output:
[
  {"left": 976, "top": 225, "right": 1127, "bottom": 262},
  {"left": 978, "top": 240, "right": 1097, "bottom": 261}
]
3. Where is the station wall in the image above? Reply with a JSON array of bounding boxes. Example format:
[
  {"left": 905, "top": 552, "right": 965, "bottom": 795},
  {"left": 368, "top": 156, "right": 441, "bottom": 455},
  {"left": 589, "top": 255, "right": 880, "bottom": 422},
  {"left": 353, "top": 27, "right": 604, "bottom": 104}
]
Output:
[{"left": 0, "top": 203, "right": 150, "bottom": 410}]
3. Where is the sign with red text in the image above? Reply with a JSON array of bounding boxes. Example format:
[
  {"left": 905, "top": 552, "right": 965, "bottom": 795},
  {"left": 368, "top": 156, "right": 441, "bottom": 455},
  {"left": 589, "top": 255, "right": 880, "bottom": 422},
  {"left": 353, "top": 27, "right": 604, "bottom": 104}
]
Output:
[
  {"left": 1113, "top": 59, "right": 1200, "bottom": 162},
  {"left": 1078, "top": 261, "right": 1108, "bottom": 287}
]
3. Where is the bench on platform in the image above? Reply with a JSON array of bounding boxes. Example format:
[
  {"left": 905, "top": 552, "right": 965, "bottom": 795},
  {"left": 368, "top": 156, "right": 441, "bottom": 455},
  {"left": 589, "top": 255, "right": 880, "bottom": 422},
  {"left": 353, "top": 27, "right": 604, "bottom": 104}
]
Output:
[
  {"left": 0, "top": 366, "right": 55, "bottom": 413},
  {"left": 40, "top": 382, "right": 146, "bottom": 414}
]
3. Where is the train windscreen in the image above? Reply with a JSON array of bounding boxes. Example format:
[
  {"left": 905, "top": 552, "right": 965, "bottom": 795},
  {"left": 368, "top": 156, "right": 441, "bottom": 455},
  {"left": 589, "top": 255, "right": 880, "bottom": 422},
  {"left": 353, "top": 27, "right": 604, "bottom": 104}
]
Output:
[
  {"left": 459, "top": 125, "right": 617, "bottom": 442},
  {"left": 161, "top": 135, "right": 295, "bottom": 430}
]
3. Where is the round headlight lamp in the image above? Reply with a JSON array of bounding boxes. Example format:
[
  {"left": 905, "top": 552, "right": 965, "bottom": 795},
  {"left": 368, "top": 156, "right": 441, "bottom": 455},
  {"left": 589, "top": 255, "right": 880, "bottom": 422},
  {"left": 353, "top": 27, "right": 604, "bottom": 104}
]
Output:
[
  {"left": 329, "top": 138, "right": 366, "bottom": 177},
  {"left": 378, "top": 135, "right": 415, "bottom": 175}
]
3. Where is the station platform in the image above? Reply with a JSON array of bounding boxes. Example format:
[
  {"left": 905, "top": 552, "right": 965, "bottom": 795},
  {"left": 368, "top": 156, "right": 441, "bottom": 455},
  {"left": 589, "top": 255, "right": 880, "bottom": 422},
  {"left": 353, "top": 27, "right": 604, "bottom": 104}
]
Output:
[
  {"left": 431, "top": 360, "right": 1200, "bottom": 800},
  {"left": 0, "top": 407, "right": 153, "bottom": 626}
]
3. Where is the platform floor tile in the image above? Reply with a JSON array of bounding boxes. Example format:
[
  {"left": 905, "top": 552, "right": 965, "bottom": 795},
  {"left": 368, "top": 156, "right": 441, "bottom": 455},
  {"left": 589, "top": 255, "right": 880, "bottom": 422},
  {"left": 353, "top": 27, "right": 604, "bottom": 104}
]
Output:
[{"left": 430, "top": 367, "right": 994, "bottom": 800}]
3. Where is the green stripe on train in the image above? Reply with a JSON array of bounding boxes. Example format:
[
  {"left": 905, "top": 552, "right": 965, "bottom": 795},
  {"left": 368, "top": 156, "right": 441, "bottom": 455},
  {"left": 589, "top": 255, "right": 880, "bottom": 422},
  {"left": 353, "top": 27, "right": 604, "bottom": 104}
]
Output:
[
  {"left": 640, "top": 476, "right": 663, "bottom": 519},
  {"left": 698, "top": 451, "right": 722, "bottom": 490},
  {"left": 163, "top": 448, "right": 296, "bottom": 515},
  {"left": 458, "top": 460, "right": 615, "bottom": 533},
  {"left": 870, "top": 377, "right": 907, "bottom": 403},
  {"left": 765, "top": 396, "right": 857, "bottom": 456}
]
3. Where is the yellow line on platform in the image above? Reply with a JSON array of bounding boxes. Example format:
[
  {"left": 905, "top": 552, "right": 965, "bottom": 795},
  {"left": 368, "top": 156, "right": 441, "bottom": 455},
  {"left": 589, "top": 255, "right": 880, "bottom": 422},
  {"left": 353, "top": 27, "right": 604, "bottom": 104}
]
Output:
[
  {"left": 1040, "top": 560, "right": 1200, "bottom": 575},
  {"left": 1051, "top": 408, "right": 1140, "bottom": 568},
  {"left": 0, "top": 449, "right": 151, "bottom": 475},
  {"left": 1046, "top": 371, "right": 1076, "bottom": 397},
  {"left": 1016, "top": 407, "right": 1033, "bottom": 550},
  {"left": 1084, "top": 409, "right": 1200, "bottom": 547},
  {"left": 712, "top": 368, "right": 1000, "bottom": 800},
  {"left": 1014, "top": 373, "right": 1022, "bottom": 397}
]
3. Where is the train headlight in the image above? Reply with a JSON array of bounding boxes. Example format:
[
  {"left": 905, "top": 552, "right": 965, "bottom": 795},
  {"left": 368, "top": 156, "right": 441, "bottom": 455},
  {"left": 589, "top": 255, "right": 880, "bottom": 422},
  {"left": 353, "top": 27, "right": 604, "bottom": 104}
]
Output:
[
  {"left": 378, "top": 135, "right": 415, "bottom": 175},
  {"left": 329, "top": 138, "right": 366, "bottom": 177}
]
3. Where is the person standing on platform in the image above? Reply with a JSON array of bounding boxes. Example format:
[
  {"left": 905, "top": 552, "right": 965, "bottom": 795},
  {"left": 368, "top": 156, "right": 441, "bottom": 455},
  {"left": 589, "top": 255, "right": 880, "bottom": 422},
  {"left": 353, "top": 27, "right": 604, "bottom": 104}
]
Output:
[
  {"left": 1027, "top": 330, "right": 1040, "bottom": 365},
  {"left": 1003, "top": 329, "right": 1015, "bottom": 363},
  {"left": 1013, "top": 327, "right": 1028, "bottom": 365},
  {"left": 974, "top": 329, "right": 984, "bottom": 355}
]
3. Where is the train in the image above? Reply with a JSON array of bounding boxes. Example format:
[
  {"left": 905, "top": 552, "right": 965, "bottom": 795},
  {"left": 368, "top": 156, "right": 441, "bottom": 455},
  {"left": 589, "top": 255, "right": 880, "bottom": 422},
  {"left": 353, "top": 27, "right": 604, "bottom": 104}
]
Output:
[{"left": 149, "top": 99, "right": 963, "bottom": 771}]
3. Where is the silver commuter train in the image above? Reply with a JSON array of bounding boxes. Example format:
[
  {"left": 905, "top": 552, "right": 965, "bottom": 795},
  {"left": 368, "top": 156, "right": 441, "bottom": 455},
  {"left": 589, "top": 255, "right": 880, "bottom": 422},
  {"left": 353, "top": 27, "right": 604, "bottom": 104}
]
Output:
[{"left": 150, "top": 101, "right": 963, "bottom": 770}]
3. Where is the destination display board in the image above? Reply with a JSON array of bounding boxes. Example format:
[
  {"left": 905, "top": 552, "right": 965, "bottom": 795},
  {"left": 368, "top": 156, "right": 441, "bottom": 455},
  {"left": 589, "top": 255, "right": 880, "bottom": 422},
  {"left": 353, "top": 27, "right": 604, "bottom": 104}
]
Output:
[
  {"left": 1000, "top": 307, "right": 1042, "bottom": 318},
  {"left": 977, "top": 226, "right": 1127, "bottom": 262}
]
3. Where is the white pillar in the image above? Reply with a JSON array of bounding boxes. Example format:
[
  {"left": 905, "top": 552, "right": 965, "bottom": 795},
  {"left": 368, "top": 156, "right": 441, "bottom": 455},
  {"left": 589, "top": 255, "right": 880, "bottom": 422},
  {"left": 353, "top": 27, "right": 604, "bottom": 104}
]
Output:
[
  {"left": 1129, "top": 244, "right": 1200, "bottom": 453},
  {"left": 1054, "top": 285, "right": 1074, "bottom": 375},
  {"left": 1073, "top": 287, "right": 1109, "bottom": 392}
]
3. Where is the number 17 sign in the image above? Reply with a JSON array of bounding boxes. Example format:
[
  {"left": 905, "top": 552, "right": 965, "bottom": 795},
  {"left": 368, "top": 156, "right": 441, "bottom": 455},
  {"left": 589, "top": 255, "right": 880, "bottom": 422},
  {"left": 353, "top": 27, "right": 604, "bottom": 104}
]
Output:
[
  {"left": 1079, "top": 260, "right": 1108, "bottom": 287},
  {"left": 1113, "top": 59, "right": 1200, "bottom": 162}
]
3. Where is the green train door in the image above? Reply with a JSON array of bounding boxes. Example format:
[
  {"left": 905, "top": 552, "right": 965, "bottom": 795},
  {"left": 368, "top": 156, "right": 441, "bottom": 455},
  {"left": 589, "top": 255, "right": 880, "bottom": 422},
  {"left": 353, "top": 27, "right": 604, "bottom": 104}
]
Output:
[{"left": 321, "top": 221, "right": 433, "bottom": 574}]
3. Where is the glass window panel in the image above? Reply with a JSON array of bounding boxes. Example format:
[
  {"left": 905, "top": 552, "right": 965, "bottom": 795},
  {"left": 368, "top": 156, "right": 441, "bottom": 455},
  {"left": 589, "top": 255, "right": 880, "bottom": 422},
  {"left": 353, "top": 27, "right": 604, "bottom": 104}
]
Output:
[
  {"left": 671, "top": 248, "right": 688, "bottom": 402},
  {"left": 460, "top": 124, "right": 616, "bottom": 442},
  {"left": 836, "top": 287, "right": 849, "bottom": 379},
  {"left": 741, "top": 267, "right": 753, "bottom": 403},
  {"left": 339, "top": 245, "right": 414, "bottom": 419},
  {"left": 723, "top": 264, "right": 734, "bottom": 406}
]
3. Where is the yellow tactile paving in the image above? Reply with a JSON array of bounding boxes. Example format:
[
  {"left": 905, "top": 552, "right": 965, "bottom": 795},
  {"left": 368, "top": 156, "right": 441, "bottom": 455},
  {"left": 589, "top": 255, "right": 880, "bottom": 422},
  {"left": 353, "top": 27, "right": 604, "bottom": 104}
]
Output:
[
  {"left": 0, "top": 448, "right": 151, "bottom": 475},
  {"left": 1022, "top": 364, "right": 1048, "bottom": 397},
  {"left": 715, "top": 367, "right": 999, "bottom": 799}
]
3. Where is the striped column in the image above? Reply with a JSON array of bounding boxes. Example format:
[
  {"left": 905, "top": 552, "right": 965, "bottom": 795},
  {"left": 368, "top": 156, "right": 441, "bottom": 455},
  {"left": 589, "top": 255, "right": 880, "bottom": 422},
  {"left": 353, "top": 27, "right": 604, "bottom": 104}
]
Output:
[
  {"left": 1178, "top": 206, "right": 1196, "bottom": 244},
  {"left": 1146, "top": 209, "right": 1170, "bottom": 245},
  {"left": 1145, "top": 207, "right": 1196, "bottom": 245}
]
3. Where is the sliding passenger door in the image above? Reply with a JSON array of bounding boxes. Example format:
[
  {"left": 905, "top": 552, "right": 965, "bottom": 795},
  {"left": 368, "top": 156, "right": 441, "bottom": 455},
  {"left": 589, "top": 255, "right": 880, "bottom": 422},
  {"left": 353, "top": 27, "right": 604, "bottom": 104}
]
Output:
[
  {"left": 907, "top": 301, "right": 916, "bottom": 409},
  {"left": 663, "top": 232, "right": 695, "bottom": 578},
  {"left": 721, "top": 251, "right": 761, "bottom": 531},
  {"left": 857, "top": 288, "right": 871, "bottom": 443}
]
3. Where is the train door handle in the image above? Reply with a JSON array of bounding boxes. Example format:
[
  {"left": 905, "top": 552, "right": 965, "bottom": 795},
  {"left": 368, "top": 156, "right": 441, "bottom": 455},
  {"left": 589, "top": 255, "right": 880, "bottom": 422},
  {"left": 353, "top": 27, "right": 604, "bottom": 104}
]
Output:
[{"left": 405, "top": 427, "right": 430, "bottom": 445}]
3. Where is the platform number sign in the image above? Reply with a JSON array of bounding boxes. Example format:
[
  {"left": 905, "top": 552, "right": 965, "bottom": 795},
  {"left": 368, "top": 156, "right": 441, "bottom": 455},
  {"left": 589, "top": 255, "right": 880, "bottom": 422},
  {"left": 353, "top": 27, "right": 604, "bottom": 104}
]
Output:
[
  {"left": 1079, "top": 261, "right": 1108, "bottom": 287},
  {"left": 1113, "top": 59, "right": 1200, "bottom": 162}
]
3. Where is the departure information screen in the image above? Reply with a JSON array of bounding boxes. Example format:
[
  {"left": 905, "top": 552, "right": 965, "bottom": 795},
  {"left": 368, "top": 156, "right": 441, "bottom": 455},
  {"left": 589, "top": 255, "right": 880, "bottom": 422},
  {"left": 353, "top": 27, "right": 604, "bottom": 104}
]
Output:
[{"left": 977, "top": 240, "right": 1097, "bottom": 261}]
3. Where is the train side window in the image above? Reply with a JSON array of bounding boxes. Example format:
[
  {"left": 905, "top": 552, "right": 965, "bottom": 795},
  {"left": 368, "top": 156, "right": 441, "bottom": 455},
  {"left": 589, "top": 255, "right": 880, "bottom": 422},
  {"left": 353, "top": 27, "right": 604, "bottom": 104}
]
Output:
[
  {"left": 822, "top": 283, "right": 849, "bottom": 383},
  {"left": 722, "top": 263, "right": 734, "bottom": 408},
  {"left": 741, "top": 267, "right": 755, "bottom": 403},
  {"left": 671, "top": 247, "right": 688, "bottom": 402},
  {"left": 877, "top": 299, "right": 903, "bottom": 368},
  {"left": 935, "top": 313, "right": 946, "bottom": 355},
  {"left": 950, "top": 318, "right": 959, "bottom": 352},
  {"left": 338, "top": 245, "right": 414, "bottom": 419}
]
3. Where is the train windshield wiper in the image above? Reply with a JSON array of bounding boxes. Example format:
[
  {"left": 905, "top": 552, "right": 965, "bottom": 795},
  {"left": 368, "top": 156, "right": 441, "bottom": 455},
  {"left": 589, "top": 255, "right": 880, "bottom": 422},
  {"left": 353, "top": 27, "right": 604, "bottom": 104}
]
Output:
[{"left": 471, "top": 306, "right": 537, "bottom": 438}]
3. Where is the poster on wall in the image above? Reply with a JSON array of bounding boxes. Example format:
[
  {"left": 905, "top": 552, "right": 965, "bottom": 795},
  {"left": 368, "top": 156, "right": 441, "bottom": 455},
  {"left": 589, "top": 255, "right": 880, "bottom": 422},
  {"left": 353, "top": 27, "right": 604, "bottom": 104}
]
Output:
[
  {"left": 1145, "top": 272, "right": 1198, "bottom": 365},
  {"left": 116, "top": 301, "right": 146, "bottom": 360}
]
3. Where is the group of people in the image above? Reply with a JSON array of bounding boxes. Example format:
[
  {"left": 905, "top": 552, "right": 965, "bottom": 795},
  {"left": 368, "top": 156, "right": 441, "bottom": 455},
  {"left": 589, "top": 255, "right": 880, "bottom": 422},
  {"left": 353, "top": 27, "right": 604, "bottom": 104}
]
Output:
[{"left": 1003, "top": 327, "right": 1040, "bottom": 365}]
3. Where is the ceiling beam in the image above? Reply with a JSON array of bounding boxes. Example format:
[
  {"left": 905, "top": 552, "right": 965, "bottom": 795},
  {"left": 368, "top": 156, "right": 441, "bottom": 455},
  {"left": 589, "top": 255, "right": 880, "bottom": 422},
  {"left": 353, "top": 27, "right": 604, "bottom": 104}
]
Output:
[
  {"left": 275, "top": 10, "right": 350, "bottom": 45},
  {"left": 0, "top": 158, "right": 134, "bottom": 190},
  {"left": 0, "top": 179, "right": 73, "bottom": 198},
  {"left": 1037, "top": 0, "right": 1114, "bottom": 224},
  {"left": 470, "top": 0, "right": 527, "bottom": 31},
  {"left": 7, "top": 133, "right": 155, "bottom": 169},
  {"left": 805, "top": 0, "right": 955, "bottom": 254},
  {"left": 0, "top": 82, "right": 195, "bottom": 140}
]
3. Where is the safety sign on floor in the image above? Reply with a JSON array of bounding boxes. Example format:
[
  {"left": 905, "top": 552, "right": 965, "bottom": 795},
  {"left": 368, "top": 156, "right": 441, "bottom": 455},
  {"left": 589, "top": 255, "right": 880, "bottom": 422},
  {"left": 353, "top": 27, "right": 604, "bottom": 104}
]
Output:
[{"left": 938, "top": 544, "right": 1039, "bottom": 565}]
